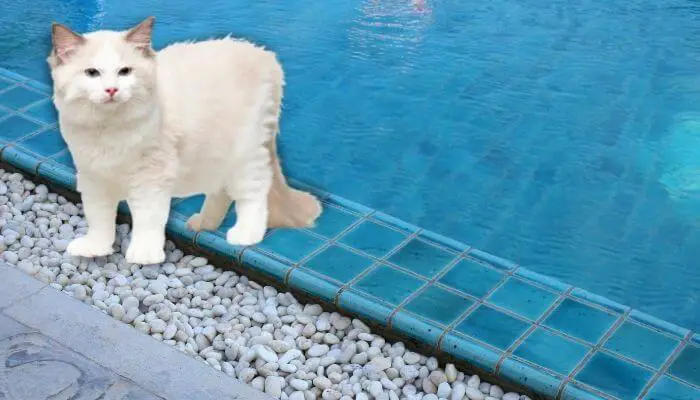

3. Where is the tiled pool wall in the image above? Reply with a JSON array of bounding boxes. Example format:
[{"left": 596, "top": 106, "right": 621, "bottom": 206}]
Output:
[{"left": 1, "top": 67, "right": 698, "bottom": 400}]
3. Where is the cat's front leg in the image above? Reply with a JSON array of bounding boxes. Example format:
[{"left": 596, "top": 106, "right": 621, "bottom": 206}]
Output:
[
  {"left": 66, "top": 181, "right": 119, "bottom": 258},
  {"left": 125, "top": 187, "right": 171, "bottom": 264}
]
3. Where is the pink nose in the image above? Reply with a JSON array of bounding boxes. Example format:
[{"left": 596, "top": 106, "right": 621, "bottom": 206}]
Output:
[{"left": 105, "top": 87, "right": 118, "bottom": 96}]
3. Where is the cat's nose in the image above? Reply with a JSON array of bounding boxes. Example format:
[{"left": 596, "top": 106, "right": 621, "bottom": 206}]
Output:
[{"left": 105, "top": 87, "right": 119, "bottom": 97}]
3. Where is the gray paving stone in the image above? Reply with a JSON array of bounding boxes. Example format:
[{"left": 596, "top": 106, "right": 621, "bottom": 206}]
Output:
[
  {"left": 0, "top": 264, "right": 45, "bottom": 309},
  {"left": 0, "top": 314, "right": 160, "bottom": 399},
  {"left": 1, "top": 264, "right": 271, "bottom": 400}
]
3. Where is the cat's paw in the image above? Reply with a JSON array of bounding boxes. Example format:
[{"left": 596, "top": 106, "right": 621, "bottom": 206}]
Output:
[
  {"left": 226, "top": 223, "right": 265, "bottom": 246},
  {"left": 126, "top": 243, "right": 165, "bottom": 265},
  {"left": 66, "top": 236, "right": 114, "bottom": 258},
  {"left": 186, "top": 213, "right": 220, "bottom": 232}
]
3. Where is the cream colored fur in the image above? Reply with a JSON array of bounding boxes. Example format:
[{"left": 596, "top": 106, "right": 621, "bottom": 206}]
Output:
[{"left": 48, "top": 17, "right": 321, "bottom": 265}]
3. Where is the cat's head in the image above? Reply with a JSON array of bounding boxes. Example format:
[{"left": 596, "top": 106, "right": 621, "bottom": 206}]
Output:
[{"left": 48, "top": 17, "right": 157, "bottom": 107}]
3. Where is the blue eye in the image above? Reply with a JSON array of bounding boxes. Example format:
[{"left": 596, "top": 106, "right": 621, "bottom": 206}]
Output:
[
  {"left": 84, "top": 68, "right": 100, "bottom": 77},
  {"left": 118, "top": 67, "right": 132, "bottom": 76}
]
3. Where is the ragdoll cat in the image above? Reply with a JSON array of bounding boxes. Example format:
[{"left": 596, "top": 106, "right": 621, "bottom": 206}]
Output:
[{"left": 48, "top": 17, "right": 321, "bottom": 265}]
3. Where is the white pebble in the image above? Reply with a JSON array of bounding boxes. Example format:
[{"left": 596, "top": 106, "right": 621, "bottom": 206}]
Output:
[
  {"left": 0, "top": 171, "right": 528, "bottom": 400},
  {"left": 466, "top": 386, "right": 486, "bottom": 400}
]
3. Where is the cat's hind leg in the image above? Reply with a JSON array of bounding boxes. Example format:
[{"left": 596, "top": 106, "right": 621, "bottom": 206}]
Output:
[
  {"left": 187, "top": 190, "right": 231, "bottom": 232},
  {"left": 224, "top": 153, "right": 272, "bottom": 246},
  {"left": 226, "top": 197, "right": 268, "bottom": 246}
]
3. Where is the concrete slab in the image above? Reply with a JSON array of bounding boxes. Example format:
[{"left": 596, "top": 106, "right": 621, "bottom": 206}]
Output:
[{"left": 0, "top": 263, "right": 271, "bottom": 400}]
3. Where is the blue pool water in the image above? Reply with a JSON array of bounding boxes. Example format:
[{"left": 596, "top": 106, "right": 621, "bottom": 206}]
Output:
[{"left": 2, "top": 0, "right": 699, "bottom": 331}]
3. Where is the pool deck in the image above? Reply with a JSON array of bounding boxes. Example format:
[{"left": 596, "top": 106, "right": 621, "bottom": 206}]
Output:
[
  {"left": 1, "top": 67, "right": 699, "bottom": 400},
  {"left": 0, "top": 263, "right": 270, "bottom": 400}
]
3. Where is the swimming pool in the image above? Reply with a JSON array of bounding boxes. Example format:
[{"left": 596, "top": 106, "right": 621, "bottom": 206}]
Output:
[{"left": 2, "top": 0, "right": 700, "bottom": 397}]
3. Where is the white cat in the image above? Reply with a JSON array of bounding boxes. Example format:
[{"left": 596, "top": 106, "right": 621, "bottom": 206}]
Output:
[{"left": 48, "top": 17, "right": 322, "bottom": 265}]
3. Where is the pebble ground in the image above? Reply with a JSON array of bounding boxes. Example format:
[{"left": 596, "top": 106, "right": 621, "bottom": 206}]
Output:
[{"left": 0, "top": 169, "right": 530, "bottom": 400}]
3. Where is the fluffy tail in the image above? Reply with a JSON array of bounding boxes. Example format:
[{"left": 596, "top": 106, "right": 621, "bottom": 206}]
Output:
[
  {"left": 261, "top": 57, "right": 321, "bottom": 228},
  {"left": 266, "top": 138, "right": 322, "bottom": 228}
]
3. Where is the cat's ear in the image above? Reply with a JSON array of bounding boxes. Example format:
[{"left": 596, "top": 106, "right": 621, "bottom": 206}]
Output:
[
  {"left": 125, "top": 16, "right": 155, "bottom": 56},
  {"left": 51, "top": 23, "right": 85, "bottom": 64}
]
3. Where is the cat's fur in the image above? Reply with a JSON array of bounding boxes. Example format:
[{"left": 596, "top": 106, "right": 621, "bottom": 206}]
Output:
[{"left": 48, "top": 17, "right": 321, "bottom": 265}]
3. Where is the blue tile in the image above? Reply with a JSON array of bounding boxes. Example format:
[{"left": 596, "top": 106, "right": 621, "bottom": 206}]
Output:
[
  {"left": 513, "top": 328, "right": 590, "bottom": 375},
  {"left": 669, "top": 344, "right": 700, "bottom": 386},
  {"left": 388, "top": 238, "right": 458, "bottom": 278},
  {"left": 560, "top": 382, "right": 609, "bottom": 400},
  {"left": 0, "top": 86, "right": 46, "bottom": 110},
  {"left": 15, "top": 128, "right": 66, "bottom": 158},
  {"left": 353, "top": 264, "right": 424, "bottom": 306},
  {"left": 571, "top": 288, "right": 630, "bottom": 314},
  {"left": 645, "top": 376, "right": 700, "bottom": 400},
  {"left": 36, "top": 159, "right": 76, "bottom": 189},
  {"left": 575, "top": 352, "right": 653, "bottom": 399},
  {"left": 544, "top": 299, "right": 617, "bottom": 343},
  {"left": 52, "top": 150, "right": 76, "bottom": 171},
  {"left": 338, "top": 288, "right": 395, "bottom": 324},
  {"left": 404, "top": 285, "right": 474, "bottom": 325},
  {"left": 240, "top": 247, "right": 292, "bottom": 281},
  {"left": 467, "top": 248, "right": 518, "bottom": 270},
  {"left": 440, "top": 332, "right": 501, "bottom": 373},
  {"left": 288, "top": 268, "right": 342, "bottom": 302},
  {"left": 0, "top": 115, "right": 42, "bottom": 142},
  {"left": 310, "top": 204, "right": 361, "bottom": 238},
  {"left": 257, "top": 228, "right": 325, "bottom": 263},
  {"left": 24, "top": 99, "right": 58, "bottom": 124},
  {"left": 339, "top": 220, "right": 407, "bottom": 258},
  {"left": 303, "top": 245, "right": 374, "bottom": 283},
  {"left": 1, "top": 146, "right": 40, "bottom": 173},
  {"left": 488, "top": 278, "right": 558, "bottom": 320},
  {"left": 171, "top": 195, "right": 205, "bottom": 217},
  {"left": 454, "top": 305, "right": 530, "bottom": 350},
  {"left": 498, "top": 358, "right": 562, "bottom": 398},
  {"left": 391, "top": 310, "right": 444, "bottom": 346},
  {"left": 439, "top": 258, "right": 505, "bottom": 298},
  {"left": 604, "top": 321, "right": 680, "bottom": 368}
]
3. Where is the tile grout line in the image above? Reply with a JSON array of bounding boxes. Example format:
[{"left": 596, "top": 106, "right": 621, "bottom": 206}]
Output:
[
  {"left": 332, "top": 228, "right": 420, "bottom": 310},
  {"left": 555, "top": 309, "right": 631, "bottom": 400},
  {"left": 435, "top": 264, "right": 520, "bottom": 354},
  {"left": 282, "top": 211, "right": 376, "bottom": 286},
  {"left": 494, "top": 286, "right": 574, "bottom": 375},
  {"left": 385, "top": 248, "right": 468, "bottom": 331},
  {"left": 0, "top": 87, "right": 58, "bottom": 127},
  {"left": 635, "top": 331, "right": 694, "bottom": 399}
]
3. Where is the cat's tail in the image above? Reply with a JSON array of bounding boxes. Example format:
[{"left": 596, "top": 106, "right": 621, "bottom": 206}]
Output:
[
  {"left": 260, "top": 56, "right": 321, "bottom": 228},
  {"left": 266, "top": 138, "right": 322, "bottom": 228}
]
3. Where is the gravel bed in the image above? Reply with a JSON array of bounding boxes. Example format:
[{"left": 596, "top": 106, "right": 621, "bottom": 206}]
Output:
[{"left": 0, "top": 169, "right": 530, "bottom": 400}]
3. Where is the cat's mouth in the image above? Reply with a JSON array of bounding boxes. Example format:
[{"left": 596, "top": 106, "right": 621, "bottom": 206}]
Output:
[{"left": 101, "top": 97, "right": 119, "bottom": 105}]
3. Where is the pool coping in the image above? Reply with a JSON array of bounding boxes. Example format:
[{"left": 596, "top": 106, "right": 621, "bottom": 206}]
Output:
[{"left": 1, "top": 67, "right": 699, "bottom": 400}]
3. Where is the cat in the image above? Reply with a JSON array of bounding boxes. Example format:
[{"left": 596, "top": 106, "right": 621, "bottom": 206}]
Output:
[{"left": 48, "top": 17, "right": 322, "bottom": 265}]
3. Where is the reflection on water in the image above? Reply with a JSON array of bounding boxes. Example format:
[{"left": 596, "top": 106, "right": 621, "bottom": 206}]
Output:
[{"left": 659, "top": 112, "right": 700, "bottom": 224}]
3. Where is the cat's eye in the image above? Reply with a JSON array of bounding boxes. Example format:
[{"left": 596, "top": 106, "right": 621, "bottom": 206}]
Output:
[
  {"left": 118, "top": 67, "right": 132, "bottom": 76},
  {"left": 84, "top": 68, "right": 100, "bottom": 78}
]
